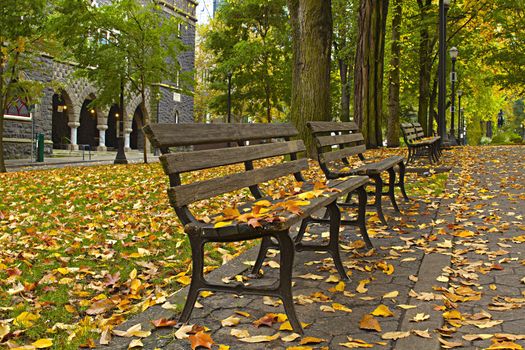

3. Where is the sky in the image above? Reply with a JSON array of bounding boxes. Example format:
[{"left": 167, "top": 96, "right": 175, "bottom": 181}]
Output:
[{"left": 196, "top": 0, "right": 214, "bottom": 25}]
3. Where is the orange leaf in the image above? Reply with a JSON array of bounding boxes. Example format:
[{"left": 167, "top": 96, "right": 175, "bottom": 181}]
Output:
[
  {"left": 359, "top": 315, "right": 382, "bottom": 332},
  {"left": 189, "top": 331, "right": 214, "bottom": 350},
  {"left": 151, "top": 318, "right": 178, "bottom": 328}
]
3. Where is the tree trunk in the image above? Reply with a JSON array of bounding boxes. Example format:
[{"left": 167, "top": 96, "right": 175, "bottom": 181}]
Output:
[
  {"left": 417, "top": 0, "right": 432, "bottom": 135},
  {"left": 354, "top": 0, "right": 389, "bottom": 148},
  {"left": 428, "top": 69, "right": 439, "bottom": 135},
  {"left": 0, "top": 64, "right": 6, "bottom": 173},
  {"left": 288, "top": 0, "right": 332, "bottom": 155},
  {"left": 339, "top": 59, "right": 351, "bottom": 122},
  {"left": 387, "top": 0, "right": 402, "bottom": 148}
]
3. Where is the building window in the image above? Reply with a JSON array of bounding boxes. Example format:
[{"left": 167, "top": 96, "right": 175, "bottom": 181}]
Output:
[
  {"left": 4, "top": 97, "right": 31, "bottom": 121},
  {"left": 174, "top": 110, "right": 179, "bottom": 124}
]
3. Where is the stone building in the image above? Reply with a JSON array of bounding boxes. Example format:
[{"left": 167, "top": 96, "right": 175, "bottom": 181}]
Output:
[{"left": 2, "top": 0, "right": 196, "bottom": 159}]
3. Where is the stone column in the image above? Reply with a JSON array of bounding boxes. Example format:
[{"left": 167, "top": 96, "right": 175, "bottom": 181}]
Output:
[
  {"left": 68, "top": 122, "right": 80, "bottom": 151},
  {"left": 124, "top": 127, "right": 132, "bottom": 152},
  {"left": 97, "top": 125, "right": 108, "bottom": 152}
]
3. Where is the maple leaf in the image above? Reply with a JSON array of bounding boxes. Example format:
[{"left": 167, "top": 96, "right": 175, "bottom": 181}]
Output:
[
  {"left": 86, "top": 298, "right": 115, "bottom": 316},
  {"left": 253, "top": 313, "right": 278, "bottom": 328},
  {"left": 151, "top": 318, "right": 178, "bottom": 328},
  {"left": 188, "top": 331, "right": 214, "bottom": 350}
]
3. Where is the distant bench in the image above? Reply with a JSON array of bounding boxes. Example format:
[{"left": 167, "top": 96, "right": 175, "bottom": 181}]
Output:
[
  {"left": 144, "top": 123, "right": 370, "bottom": 334},
  {"left": 401, "top": 122, "right": 441, "bottom": 164}
]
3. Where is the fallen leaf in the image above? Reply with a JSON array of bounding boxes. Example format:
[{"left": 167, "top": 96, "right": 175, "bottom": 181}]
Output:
[
  {"left": 221, "top": 315, "right": 240, "bottom": 327},
  {"left": 189, "top": 331, "right": 214, "bottom": 350},
  {"left": 239, "top": 332, "right": 280, "bottom": 343},
  {"left": 32, "top": 338, "right": 53, "bottom": 348},
  {"left": 128, "top": 339, "right": 143, "bottom": 349},
  {"left": 356, "top": 279, "right": 370, "bottom": 294},
  {"left": 371, "top": 305, "right": 394, "bottom": 317},
  {"left": 381, "top": 331, "right": 411, "bottom": 340},
  {"left": 281, "top": 333, "right": 301, "bottom": 342},
  {"left": 174, "top": 325, "right": 194, "bottom": 340},
  {"left": 462, "top": 334, "right": 493, "bottom": 341},
  {"left": 299, "top": 337, "right": 325, "bottom": 345},
  {"left": 339, "top": 337, "right": 374, "bottom": 348},
  {"left": 113, "top": 324, "right": 151, "bottom": 338},
  {"left": 438, "top": 338, "right": 463, "bottom": 348},
  {"left": 231, "top": 329, "right": 250, "bottom": 338},
  {"left": 413, "top": 329, "right": 432, "bottom": 339},
  {"left": 359, "top": 315, "right": 381, "bottom": 332},
  {"left": 411, "top": 313, "right": 430, "bottom": 322},
  {"left": 151, "top": 318, "right": 178, "bottom": 328},
  {"left": 279, "top": 321, "right": 310, "bottom": 331},
  {"left": 383, "top": 291, "right": 399, "bottom": 299}
]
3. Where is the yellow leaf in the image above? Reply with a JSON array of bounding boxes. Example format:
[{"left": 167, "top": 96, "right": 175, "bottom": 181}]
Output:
[
  {"left": 0, "top": 323, "right": 10, "bottom": 341},
  {"left": 332, "top": 303, "right": 352, "bottom": 313},
  {"left": 381, "top": 331, "right": 411, "bottom": 340},
  {"left": 239, "top": 332, "right": 281, "bottom": 343},
  {"left": 371, "top": 305, "right": 394, "bottom": 317},
  {"left": 356, "top": 279, "right": 370, "bottom": 294},
  {"left": 221, "top": 315, "right": 240, "bottom": 327},
  {"left": 383, "top": 291, "right": 399, "bottom": 299},
  {"left": 254, "top": 200, "right": 272, "bottom": 207},
  {"left": 214, "top": 221, "right": 233, "bottom": 228},
  {"left": 334, "top": 281, "right": 346, "bottom": 292},
  {"left": 359, "top": 315, "right": 381, "bottom": 332},
  {"left": 32, "top": 338, "right": 53, "bottom": 348},
  {"left": 279, "top": 321, "right": 310, "bottom": 331},
  {"left": 218, "top": 345, "right": 230, "bottom": 350},
  {"left": 176, "top": 276, "right": 191, "bottom": 286},
  {"left": 14, "top": 312, "right": 40, "bottom": 328},
  {"left": 128, "top": 339, "right": 144, "bottom": 348},
  {"left": 299, "top": 336, "right": 325, "bottom": 345}
]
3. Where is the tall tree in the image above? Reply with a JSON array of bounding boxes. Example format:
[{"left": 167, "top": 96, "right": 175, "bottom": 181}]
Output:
[
  {"left": 354, "top": 0, "right": 389, "bottom": 148},
  {"left": 288, "top": 0, "right": 333, "bottom": 154},
  {"left": 386, "top": 0, "right": 402, "bottom": 147},
  {"left": 332, "top": 0, "right": 359, "bottom": 122},
  {"left": 0, "top": 0, "right": 48, "bottom": 173}
]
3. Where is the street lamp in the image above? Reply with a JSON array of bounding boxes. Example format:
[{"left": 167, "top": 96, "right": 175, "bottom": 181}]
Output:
[
  {"left": 457, "top": 90, "right": 463, "bottom": 141},
  {"left": 449, "top": 47, "right": 458, "bottom": 144},
  {"left": 438, "top": 0, "right": 451, "bottom": 145},
  {"left": 227, "top": 71, "right": 232, "bottom": 123}
]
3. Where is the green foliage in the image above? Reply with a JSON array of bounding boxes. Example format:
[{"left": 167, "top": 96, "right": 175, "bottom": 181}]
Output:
[
  {"left": 0, "top": 0, "right": 50, "bottom": 172},
  {"left": 201, "top": 0, "right": 291, "bottom": 122},
  {"left": 51, "top": 0, "right": 187, "bottom": 115}
]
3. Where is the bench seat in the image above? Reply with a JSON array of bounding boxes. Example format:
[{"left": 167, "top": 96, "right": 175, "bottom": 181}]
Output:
[{"left": 186, "top": 176, "right": 369, "bottom": 239}]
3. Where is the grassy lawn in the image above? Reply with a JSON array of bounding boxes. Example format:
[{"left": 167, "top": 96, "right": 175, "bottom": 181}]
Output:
[{"left": 0, "top": 150, "right": 448, "bottom": 348}]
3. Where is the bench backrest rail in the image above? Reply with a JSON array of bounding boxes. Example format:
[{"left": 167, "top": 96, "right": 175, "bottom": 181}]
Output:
[
  {"left": 144, "top": 123, "right": 307, "bottom": 226},
  {"left": 401, "top": 123, "right": 419, "bottom": 144},
  {"left": 307, "top": 121, "right": 367, "bottom": 177}
]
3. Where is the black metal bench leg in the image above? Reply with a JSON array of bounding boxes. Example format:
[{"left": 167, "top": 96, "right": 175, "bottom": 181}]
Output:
[
  {"left": 251, "top": 236, "right": 273, "bottom": 275},
  {"left": 398, "top": 161, "right": 409, "bottom": 201},
  {"left": 357, "top": 186, "right": 373, "bottom": 249},
  {"left": 387, "top": 168, "right": 400, "bottom": 213},
  {"left": 325, "top": 201, "right": 348, "bottom": 281},
  {"left": 275, "top": 232, "right": 303, "bottom": 335},
  {"left": 371, "top": 174, "right": 388, "bottom": 226},
  {"left": 179, "top": 235, "right": 204, "bottom": 324},
  {"left": 295, "top": 217, "right": 312, "bottom": 244}
]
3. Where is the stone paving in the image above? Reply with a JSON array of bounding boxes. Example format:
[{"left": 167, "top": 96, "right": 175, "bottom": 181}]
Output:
[{"left": 102, "top": 146, "right": 525, "bottom": 350}]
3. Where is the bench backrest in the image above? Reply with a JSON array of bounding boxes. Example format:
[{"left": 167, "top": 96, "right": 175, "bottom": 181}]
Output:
[
  {"left": 412, "top": 122, "right": 425, "bottom": 139},
  {"left": 400, "top": 123, "right": 418, "bottom": 144},
  {"left": 307, "top": 121, "right": 366, "bottom": 178},
  {"left": 143, "top": 123, "right": 307, "bottom": 225}
]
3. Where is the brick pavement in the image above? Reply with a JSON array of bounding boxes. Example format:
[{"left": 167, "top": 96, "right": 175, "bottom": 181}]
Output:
[{"left": 102, "top": 146, "right": 525, "bottom": 350}]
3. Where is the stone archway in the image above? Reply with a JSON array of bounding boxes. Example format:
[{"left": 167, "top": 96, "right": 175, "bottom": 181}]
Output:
[
  {"left": 130, "top": 106, "right": 144, "bottom": 150},
  {"left": 52, "top": 93, "right": 73, "bottom": 149},
  {"left": 78, "top": 99, "right": 99, "bottom": 148}
]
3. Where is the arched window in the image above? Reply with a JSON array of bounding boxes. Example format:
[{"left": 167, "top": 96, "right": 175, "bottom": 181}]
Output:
[{"left": 4, "top": 97, "right": 31, "bottom": 119}]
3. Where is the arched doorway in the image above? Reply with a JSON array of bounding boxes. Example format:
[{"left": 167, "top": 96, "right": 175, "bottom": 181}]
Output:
[
  {"left": 106, "top": 105, "right": 119, "bottom": 149},
  {"left": 130, "top": 106, "right": 144, "bottom": 150},
  {"left": 52, "top": 94, "right": 71, "bottom": 149},
  {"left": 78, "top": 99, "right": 98, "bottom": 147}
]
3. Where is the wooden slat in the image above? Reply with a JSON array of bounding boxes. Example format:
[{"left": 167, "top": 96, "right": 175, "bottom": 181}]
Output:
[
  {"left": 168, "top": 159, "right": 309, "bottom": 206},
  {"left": 321, "top": 145, "right": 367, "bottom": 163},
  {"left": 316, "top": 133, "right": 364, "bottom": 147},
  {"left": 308, "top": 121, "right": 359, "bottom": 134},
  {"left": 144, "top": 123, "right": 298, "bottom": 148},
  {"left": 161, "top": 140, "right": 306, "bottom": 174}
]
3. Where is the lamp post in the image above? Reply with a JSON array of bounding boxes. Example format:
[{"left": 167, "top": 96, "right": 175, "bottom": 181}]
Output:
[
  {"left": 114, "top": 78, "right": 128, "bottom": 165},
  {"left": 457, "top": 89, "right": 463, "bottom": 141},
  {"left": 438, "top": 0, "right": 450, "bottom": 145},
  {"left": 449, "top": 47, "right": 458, "bottom": 144},
  {"left": 227, "top": 71, "right": 232, "bottom": 123},
  {"left": 459, "top": 107, "right": 467, "bottom": 146}
]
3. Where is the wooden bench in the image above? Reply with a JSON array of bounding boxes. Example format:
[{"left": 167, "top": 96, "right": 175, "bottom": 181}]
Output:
[
  {"left": 143, "top": 123, "right": 370, "bottom": 334},
  {"left": 307, "top": 121, "right": 409, "bottom": 227},
  {"left": 400, "top": 122, "right": 441, "bottom": 164}
]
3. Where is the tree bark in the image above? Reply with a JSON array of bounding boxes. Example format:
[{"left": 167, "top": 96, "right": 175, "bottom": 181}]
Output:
[
  {"left": 288, "top": 0, "right": 332, "bottom": 155},
  {"left": 354, "top": 0, "right": 389, "bottom": 148},
  {"left": 0, "top": 68, "right": 5, "bottom": 173},
  {"left": 339, "top": 58, "right": 351, "bottom": 122},
  {"left": 417, "top": 0, "right": 432, "bottom": 135},
  {"left": 387, "top": 0, "right": 402, "bottom": 148}
]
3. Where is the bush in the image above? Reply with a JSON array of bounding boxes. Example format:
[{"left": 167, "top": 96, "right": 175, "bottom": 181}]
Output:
[
  {"left": 480, "top": 136, "right": 492, "bottom": 145},
  {"left": 491, "top": 131, "right": 523, "bottom": 145},
  {"left": 510, "top": 134, "right": 523, "bottom": 144}
]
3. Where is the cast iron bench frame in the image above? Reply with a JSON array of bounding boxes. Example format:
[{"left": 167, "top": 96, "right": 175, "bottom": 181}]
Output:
[
  {"left": 307, "top": 121, "right": 409, "bottom": 227},
  {"left": 144, "top": 123, "right": 370, "bottom": 334}
]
